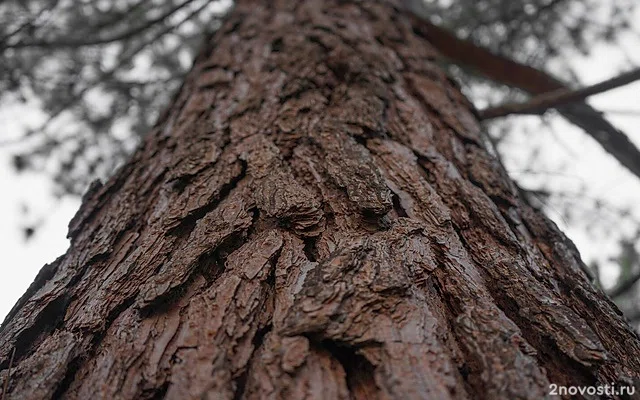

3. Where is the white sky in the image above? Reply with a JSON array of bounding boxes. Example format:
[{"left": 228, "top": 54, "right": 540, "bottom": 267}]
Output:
[{"left": 1, "top": 19, "right": 640, "bottom": 322}]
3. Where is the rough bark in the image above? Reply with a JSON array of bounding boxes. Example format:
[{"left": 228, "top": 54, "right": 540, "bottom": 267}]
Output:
[{"left": 1, "top": 1, "right": 639, "bottom": 399}]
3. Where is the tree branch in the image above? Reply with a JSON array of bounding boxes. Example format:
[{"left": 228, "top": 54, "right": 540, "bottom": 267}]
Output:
[
  {"left": 479, "top": 68, "right": 640, "bottom": 119},
  {"left": 609, "top": 269, "right": 640, "bottom": 299},
  {"left": 405, "top": 13, "right": 640, "bottom": 182},
  {"left": 4, "top": 0, "right": 199, "bottom": 49},
  {"left": 0, "top": 1, "right": 211, "bottom": 150}
]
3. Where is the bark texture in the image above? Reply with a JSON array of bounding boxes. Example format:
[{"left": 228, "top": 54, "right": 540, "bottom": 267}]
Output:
[{"left": 1, "top": 1, "right": 640, "bottom": 399}]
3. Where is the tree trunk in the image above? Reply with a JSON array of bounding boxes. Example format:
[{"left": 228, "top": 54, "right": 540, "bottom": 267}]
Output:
[{"left": 1, "top": 1, "right": 639, "bottom": 399}]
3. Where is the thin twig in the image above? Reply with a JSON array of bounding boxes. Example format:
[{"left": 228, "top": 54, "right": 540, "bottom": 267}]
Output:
[
  {"left": 628, "top": 309, "right": 640, "bottom": 325},
  {"left": 479, "top": 67, "right": 640, "bottom": 119},
  {"left": 609, "top": 269, "right": 640, "bottom": 299},
  {"left": 4, "top": 0, "right": 199, "bottom": 49},
  {"left": 601, "top": 108, "right": 640, "bottom": 117},
  {"left": 1, "top": 347, "right": 16, "bottom": 400},
  {"left": 0, "top": 3, "right": 210, "bottom": 150}
]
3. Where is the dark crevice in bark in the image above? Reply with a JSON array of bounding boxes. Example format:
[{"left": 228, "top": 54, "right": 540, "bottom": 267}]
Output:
[
  {"left": 302, "top": 236, "right": 319, "bottom": 262},
  {"left": 458, "top": 363, "right": 470, "bottom": 381},
  {"left": 306, "top": 34, "right": 330, "bottom": 53},
  {"left": 350, "top": 132, "right": 369, "bottom": 148},
  {"left": 78, "top": 218, "right": 138, "bottom": 283},
  {"left": 168, "top": 174, "right": 193, "bottom": 193},
  {"left": 351, "top": 126, "right": 389, "bottom": 149},
  {"left": 141, "top": 381, "right": 169, "bottom": 400},
  {"left": 57, "top": 296, "right": 140, "bottom": 398},
  {"left": 266, "top": 243, "right": 283, "bottom": 287},
  {"left": 80, "top": 250, "right": 113, "bottom": 276},
  {"left": 486, "top": 194, "right": 517, "bottom": 211},
  {"left": 232, "top": 369, "right": 248, "bottom": 400},
  {"left": 90, "top": 295, "right": 137, "bottom": 349},
  {"left": 2, "top": 294, "right": 72, "bottom": 369},
  {"left": 140, "top": 227, "right": 251, "bottom": 317},
  {"left": 321, "top": 340, "right": 378, "bottom": 397},
  {"left": 390, "top": 191, "right": 409, "bottom": 218},
  {"left": 138, "top": 280, "right": 190, "bottom": 318},
  {"left": 233, "top": 324, "right": 273, "bottom": 400},
  {"left": 142, "top": 207, "right": 257, "bottom": 316},
  {"left": 361, "top": 210, "right": 393, "bottom": 231},
  {"left": 253, "top": 324, "right": 272, "bottom": 350},
  {"left": 197, "top": 77, "right": 233, "bottom": 91},
  {"left": 413, "top": 154, "right": 434, "bottom": 182},
  {"left": 200, "top": 231, "right": 247, "bottom": 282},
  {"left": 270, "top": 37, "right": 284, "bottom": 53},
  {"left": 50, "top": 354, "right": 83, "bottom": 400},
  {"left": 278, "top": 79, "right": 319, "bottom": 103},
  {"left": 166, "top": 159, "right": 247, "bottom": 238},
  {"left": 536, "top": 332, "right": 598, "bottom": 389},
  {"left": 0, "top": 256, "right": 62, "bottom": 332}
]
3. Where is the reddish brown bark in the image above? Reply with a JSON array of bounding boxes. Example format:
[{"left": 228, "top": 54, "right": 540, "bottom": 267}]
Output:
[{"left": 1, "top": 1, "right": 639, "bottom": 399}]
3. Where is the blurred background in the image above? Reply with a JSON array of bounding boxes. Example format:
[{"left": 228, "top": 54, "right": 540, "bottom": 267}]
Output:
[{"left": 1, "top": 0, "right": 639, "bottom": 326}]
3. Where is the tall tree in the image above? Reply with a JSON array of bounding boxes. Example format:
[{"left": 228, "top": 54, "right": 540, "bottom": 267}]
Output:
[{"left": 1, "top": 1, "right": 639, "bottom": 398}]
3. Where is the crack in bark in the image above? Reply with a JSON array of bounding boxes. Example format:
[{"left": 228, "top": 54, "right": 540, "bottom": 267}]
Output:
[
  {"left": 140, "top": 381, "right": 169, "bottom": 400},
  {"left": 89, "top": 295, "right": 137, "bottom": 348},
  {"left": 390, "top": 191, "right": 409, "bottom": 218},
  {"left": 141, "top": 206, "right": 258, "bottom": 317},
  {"left": 166, "top": 158, "right": 247, "bottom": 237},
  {"left": 320, "top": 340, "right": 378, "bottom": 398},
  {"left": 2, "top": 294, "right": 72, "bottom": 369},
  {"left": 0, "top": 256, "right": 62, "bottom": 333},
  {"left": 233, "top": 324, "right": 274, "bottom": 400},
  {"left": 302, "top": 236, "right": 319, "bottom": 262},
  {"left": 48, "top": 296, "right": 139, "bottom": 399},
  {"left": 50, "top": 354, "right": 83, "bottom": 400}
]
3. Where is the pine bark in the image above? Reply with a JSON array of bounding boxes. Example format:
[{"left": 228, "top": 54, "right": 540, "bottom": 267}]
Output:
[{"left": 1, "top": 1, "right": 639, "bottom": 399}]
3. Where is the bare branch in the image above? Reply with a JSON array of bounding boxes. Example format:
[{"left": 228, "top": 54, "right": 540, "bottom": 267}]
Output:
[
  {"left": 609, "top": 269, "right": 640, "bottom": 299},
  {"left": 479, "top": 68, "right": 640, "bottom": 119},
  {"left": 406, "top": 15, "right": 640, "bottom": 182},
  {"left": 0, "top": 1, "right": 211, "bottom": 149},
  {"left": 4, "top": 0, "right": 199, "bottom": 49},
  {"left": 600, "top": 108, "right": 640, "bottom": 117},
  {"left": 626, "top": 309, "right": 640, "bottom": 326}
]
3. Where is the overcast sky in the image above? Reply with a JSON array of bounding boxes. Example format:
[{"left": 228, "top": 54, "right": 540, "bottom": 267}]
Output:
[{"left": 1, "top": 18, "right": 640, "bottom": 322}]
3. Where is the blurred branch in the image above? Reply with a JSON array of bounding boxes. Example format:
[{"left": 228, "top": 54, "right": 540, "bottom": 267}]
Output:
[
  {"left": 627, "top": 309, "right": 640, "bottom": 325},
  {"left": 3, "top": 0, "right": 199, "bottom": 49},
  {"left": 601, "top": 108, "right": 640, "bottom": 116},
  {"left": 608, "top": 269, "right": 640, "bottom": 298},
  {"left": 407, "top": 14, "right": 640, "bottom": 182},
  {"left": 0, "top": 1, "right": 211, "bottom": 150},
  {"left": 0, "top": 0, "right": 60, "bottom": 45},
  {"left": 479, "top": 68, "right": 640, "bottom": 119}
]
